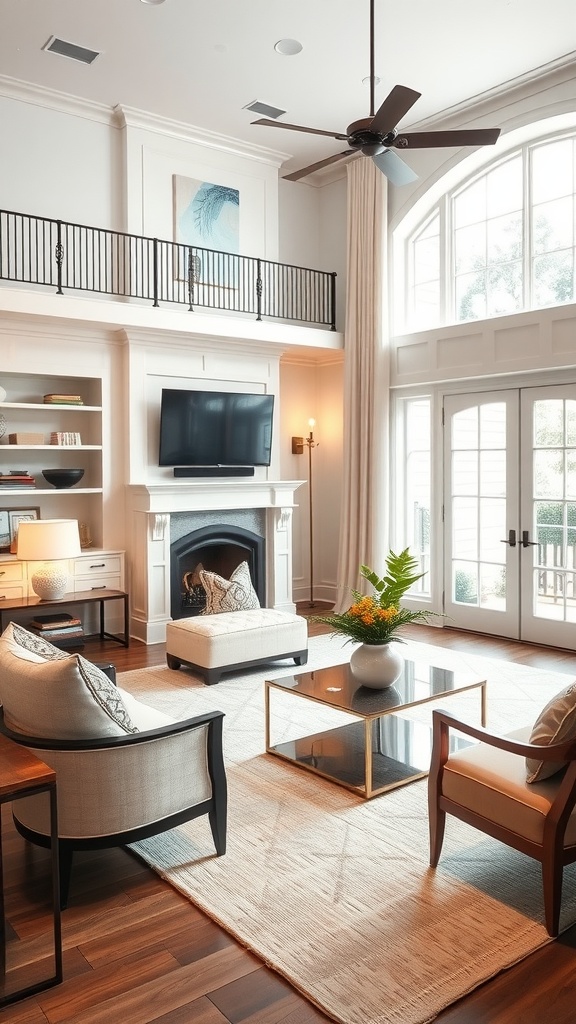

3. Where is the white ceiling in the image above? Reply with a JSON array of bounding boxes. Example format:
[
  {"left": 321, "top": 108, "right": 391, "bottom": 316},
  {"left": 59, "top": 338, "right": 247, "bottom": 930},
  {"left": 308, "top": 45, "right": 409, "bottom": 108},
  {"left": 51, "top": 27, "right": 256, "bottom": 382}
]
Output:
[{"left": 2, "top": 0, "right": 576, "bottom": 178}]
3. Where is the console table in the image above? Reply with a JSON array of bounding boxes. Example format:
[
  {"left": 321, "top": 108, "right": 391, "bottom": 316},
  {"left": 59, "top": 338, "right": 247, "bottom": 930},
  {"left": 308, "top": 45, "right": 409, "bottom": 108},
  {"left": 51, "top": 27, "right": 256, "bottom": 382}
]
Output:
[
  {"left": 0, "top": 736, "right": 62, "bottom": 1003},
  {"left": 0, "top": 589, "right": 130, "bottom": 647}
]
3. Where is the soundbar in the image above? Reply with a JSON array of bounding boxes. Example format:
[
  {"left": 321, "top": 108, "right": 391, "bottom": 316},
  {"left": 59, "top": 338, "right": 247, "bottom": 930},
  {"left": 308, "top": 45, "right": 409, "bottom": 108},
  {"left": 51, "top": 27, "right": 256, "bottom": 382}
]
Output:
[{"left": 173, "top": 466, "right": 255, "bottom": 478}]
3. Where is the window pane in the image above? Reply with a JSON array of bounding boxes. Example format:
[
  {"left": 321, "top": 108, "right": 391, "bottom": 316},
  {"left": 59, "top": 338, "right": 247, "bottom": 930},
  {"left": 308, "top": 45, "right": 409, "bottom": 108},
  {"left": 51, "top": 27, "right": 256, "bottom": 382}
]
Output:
[
  {"left": 455, "top": 222, "right": 486, "bottom": 273},
  {"left": 455, "top": 271, "right": 487, "bottom": 321},
  {"left": 532, "top": 139, "right": 574, "bottom": 203},
  {"left": 414, "top": 235, "right": 440, "bottom": 284},
  {"left": 412, "top": 284, "right": 440, "bottom": 327},
  {"left": 487, "top": 212, "right": 522, "bottom": 262},
  {"left": 487, "top": 261, "right": 523, "bottom": 315},
  {"left": 452, "top": 561, "right": 478, "bottom": 605},
  {"left": 451, "top": 407, "right": 478, "bottom": 449},
  {"left": 534, "top": 450, "right": 564, "bottom": 498},
  {"left": 534, "top": 399, "right": 564, "bottom": 447},
  {"left": 533, "top": 250, "right": 574, "bottom": 306},
  {"left": 452, "top": 451, "right": 478, "bottom": 494},
  {"left": 486, "top": 157, "right": 522, "bottom": 217},
  {"left": 453, "top": 178, "right": 486, "bottom": 228},
  {"left": 533, "top": 197, "right": 574, "bottom": 254}
]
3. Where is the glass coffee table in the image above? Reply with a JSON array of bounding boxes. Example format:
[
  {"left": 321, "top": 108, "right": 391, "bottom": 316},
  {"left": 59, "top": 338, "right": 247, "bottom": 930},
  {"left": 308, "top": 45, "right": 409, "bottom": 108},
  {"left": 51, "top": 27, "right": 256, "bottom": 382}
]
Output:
[{"left": 265, "top": 656, "right": 486, "bottom": 799}]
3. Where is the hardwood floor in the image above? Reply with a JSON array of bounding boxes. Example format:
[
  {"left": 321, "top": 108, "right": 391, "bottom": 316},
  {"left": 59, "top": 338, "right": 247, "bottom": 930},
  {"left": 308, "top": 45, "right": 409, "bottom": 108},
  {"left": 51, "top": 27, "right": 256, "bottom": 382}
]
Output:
[{"left": 3, "top": 621, "right": 576, "bottom": 1022}]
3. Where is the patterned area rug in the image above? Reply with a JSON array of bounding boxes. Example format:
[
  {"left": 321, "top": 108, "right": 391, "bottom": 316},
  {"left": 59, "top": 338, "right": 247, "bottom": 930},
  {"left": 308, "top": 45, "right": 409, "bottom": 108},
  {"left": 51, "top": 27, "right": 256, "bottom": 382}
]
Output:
[{"left": 119, "top": 636, "right": 576, "bottom": 1024}]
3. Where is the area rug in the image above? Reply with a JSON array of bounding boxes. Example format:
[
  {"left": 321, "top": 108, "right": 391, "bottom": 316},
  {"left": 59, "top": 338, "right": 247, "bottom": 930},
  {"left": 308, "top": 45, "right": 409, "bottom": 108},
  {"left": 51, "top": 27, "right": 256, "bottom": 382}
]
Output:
[{"left": 119, "top": 636, "right": 576, "bottom": 1024}]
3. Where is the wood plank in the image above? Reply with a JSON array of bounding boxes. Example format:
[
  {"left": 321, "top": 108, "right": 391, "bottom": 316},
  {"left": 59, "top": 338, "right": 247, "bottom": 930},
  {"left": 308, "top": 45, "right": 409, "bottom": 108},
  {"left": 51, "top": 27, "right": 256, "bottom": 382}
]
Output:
[{"left": 49, "top": 946, "right": 261, "bottom": 1024}]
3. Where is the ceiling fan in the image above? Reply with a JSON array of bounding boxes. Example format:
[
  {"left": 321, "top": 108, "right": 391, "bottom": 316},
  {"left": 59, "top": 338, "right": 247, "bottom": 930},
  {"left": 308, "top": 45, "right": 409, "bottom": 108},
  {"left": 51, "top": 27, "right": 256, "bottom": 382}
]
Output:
[{"left": 252, "top": 0, "right": 501, "bottom": 185}]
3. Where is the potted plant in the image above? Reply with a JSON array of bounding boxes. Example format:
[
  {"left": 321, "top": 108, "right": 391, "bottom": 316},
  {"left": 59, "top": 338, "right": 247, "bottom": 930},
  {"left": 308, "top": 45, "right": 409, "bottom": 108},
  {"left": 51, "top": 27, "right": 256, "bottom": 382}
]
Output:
[{"left": 314, "top": 548, "right": 436, "bottom": 688}]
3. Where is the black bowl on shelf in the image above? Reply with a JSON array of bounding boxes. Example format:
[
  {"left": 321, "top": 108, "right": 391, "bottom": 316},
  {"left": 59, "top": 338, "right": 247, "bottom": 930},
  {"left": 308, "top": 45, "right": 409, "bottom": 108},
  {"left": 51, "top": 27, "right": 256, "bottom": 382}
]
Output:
[{"left": 42, "top": 468, "right": 85, "bottom": 489}]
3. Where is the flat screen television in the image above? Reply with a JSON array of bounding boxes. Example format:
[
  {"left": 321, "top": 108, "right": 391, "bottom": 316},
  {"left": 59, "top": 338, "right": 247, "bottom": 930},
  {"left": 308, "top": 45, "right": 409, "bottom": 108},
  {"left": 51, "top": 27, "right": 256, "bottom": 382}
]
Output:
[{"left": 158, "top": 388, "right": 274, "bottom": 467}]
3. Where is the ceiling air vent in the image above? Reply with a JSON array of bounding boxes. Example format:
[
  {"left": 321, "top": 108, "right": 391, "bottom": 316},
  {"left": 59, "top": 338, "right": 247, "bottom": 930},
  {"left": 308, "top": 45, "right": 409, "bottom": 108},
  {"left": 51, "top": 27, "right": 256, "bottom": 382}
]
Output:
[
  {"left": 42, "top": 36, "right": 100, "bottom": 65},
  {"left": 243, "top": 100, "right": 286, "bottom": 120}
]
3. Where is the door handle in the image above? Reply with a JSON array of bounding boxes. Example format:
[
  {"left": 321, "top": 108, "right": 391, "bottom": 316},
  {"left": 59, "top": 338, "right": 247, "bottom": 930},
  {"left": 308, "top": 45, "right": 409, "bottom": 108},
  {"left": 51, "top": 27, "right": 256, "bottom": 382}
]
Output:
[
  {"left": 522, "top": 531, "right": 537, "bottom": 548},
  {"left": 500, "top": 530, "right": 516, "bottom": 547}
]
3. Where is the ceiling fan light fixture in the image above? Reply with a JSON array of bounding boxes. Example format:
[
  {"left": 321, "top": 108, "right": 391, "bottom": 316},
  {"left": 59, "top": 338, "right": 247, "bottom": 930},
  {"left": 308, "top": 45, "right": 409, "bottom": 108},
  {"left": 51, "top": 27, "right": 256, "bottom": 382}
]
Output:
[
  {"left": 361, "top": 142, "right": 385, "bottom": 156},
  {"left": 274, "top": 38, "right": 303, "bottom": 56}
]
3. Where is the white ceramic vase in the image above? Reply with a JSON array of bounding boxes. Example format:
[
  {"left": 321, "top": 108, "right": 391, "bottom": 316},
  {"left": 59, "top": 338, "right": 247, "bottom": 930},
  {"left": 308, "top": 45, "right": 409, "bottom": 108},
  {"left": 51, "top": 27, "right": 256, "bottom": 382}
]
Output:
[{"left": 349, "top": 643, "right": 405, "bottom": 688}]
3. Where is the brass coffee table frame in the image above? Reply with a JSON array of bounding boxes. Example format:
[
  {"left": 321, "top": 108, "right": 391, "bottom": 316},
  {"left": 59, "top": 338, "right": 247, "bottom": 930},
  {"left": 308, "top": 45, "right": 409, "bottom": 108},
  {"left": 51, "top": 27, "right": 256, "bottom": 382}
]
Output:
[{"left": 265, "top": 659, "right": 487, "bottom": 799}]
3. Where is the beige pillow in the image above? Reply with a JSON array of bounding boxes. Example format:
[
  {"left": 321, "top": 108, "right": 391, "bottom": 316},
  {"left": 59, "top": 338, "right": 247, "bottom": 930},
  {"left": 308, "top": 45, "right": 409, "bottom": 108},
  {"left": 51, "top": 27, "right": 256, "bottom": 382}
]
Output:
[
  {"left": 0, "top": 622, "right": 137, "bottom": 739},
  {"left": 526, "top": 680, "right": 576, "bottom": 783},
  {"left": 200, "top": 560, "right": 260, "bottom": 615}
]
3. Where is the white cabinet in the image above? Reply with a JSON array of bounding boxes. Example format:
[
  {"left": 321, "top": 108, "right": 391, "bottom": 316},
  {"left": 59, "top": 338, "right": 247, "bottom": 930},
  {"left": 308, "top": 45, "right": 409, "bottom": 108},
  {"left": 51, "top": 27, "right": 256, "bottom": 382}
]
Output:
[
  {"left": 0, "top": 559, "right": 26, "bottom": 600},
  {"left": 73, "top": 552, "right": 124, "bottom": 593}
]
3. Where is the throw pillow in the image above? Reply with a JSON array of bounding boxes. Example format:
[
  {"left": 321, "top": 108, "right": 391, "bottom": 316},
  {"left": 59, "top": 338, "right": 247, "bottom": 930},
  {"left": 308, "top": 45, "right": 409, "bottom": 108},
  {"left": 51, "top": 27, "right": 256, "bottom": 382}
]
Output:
[
  {"left": 200, "top": 560, "right": 260, "bottom": 614},
  {"left": 0, "top": 622, "right": 137, "bottom": 739},
  {"left": 526, "top": 680, "right": 576, "bottom": 783}
]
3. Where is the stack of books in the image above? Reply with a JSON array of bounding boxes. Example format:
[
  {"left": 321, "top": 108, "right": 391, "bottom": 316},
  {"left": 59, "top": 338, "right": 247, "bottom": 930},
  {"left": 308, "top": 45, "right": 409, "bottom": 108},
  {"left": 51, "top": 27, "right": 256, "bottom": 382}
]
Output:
[
  {"left": 0, "top": 470, "right": 36, "bottom": 488},
  {"left": 43, "top": 394, "right": 84, "bottom": 406},
  {"left": 28, "top": 612, "right": 84, "bottom": 648},
  {"left": 49, "top": 431, "right": 82, "bottom": 445}
]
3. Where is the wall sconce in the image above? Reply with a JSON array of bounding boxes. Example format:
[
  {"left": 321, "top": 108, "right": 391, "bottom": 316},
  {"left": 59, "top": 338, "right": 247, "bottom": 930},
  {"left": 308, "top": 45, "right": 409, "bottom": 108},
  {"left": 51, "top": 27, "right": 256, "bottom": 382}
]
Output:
[{"left": 291, "top": 419, "right": 317, "bottom": 606}]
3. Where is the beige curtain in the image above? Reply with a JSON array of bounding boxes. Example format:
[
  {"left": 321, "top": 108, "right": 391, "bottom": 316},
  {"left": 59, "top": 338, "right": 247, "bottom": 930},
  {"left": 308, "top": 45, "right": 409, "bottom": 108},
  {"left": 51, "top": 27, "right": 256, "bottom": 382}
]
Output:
[{"left": 334, "top": 157, "right": 389, "bottom": 612}]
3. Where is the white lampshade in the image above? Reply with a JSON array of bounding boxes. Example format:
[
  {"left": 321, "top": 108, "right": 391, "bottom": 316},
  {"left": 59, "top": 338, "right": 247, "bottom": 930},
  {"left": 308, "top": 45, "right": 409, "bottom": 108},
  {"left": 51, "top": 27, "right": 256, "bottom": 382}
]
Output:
[{"left": 17, "top": 519, "right": 81, "bottom": 600}]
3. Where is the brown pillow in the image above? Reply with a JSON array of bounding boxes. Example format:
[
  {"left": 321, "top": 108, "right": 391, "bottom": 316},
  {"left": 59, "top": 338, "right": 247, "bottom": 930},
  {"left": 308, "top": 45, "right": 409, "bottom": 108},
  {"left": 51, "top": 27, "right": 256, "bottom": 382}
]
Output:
[{"left": 526, "top": 680, "right": 576, "bottom": 783}]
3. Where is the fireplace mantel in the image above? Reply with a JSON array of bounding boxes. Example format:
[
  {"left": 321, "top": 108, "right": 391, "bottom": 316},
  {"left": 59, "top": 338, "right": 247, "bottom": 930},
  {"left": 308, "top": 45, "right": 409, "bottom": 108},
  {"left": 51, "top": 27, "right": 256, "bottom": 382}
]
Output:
[
  {"left": 127, "top": 479, "right": 305, "bottom": 643},
  {"left": 128, "top": 480, "right": 305, "bottom": 514}
]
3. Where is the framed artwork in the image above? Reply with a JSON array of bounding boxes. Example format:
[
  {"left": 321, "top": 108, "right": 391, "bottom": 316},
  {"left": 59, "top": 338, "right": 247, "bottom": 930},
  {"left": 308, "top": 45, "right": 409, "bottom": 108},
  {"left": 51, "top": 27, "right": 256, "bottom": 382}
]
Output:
[
  {"left": 8, "top": 507, "right": 40, "bottom": 554},
  {"left": 173, "top": 175, "right": 240, "bottom": 287}
]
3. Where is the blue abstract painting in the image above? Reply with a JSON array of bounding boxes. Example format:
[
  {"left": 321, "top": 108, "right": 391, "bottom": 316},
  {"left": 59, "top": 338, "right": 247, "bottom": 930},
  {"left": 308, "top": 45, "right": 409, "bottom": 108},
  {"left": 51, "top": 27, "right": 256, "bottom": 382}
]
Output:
[{"left": 173, "top": 175, "right": 240, "bottom": 285}]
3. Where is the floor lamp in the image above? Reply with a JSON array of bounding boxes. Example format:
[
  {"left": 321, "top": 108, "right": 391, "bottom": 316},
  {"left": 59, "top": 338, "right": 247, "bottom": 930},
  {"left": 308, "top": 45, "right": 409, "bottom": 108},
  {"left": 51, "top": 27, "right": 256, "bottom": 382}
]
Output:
[{"left": 291, "top": 419, "right": 317, "bottom": 607}]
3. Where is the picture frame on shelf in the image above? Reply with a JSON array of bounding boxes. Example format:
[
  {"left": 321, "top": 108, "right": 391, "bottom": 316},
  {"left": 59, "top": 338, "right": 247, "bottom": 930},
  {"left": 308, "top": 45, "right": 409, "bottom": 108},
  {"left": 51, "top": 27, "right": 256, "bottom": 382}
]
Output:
[
  {"left": 0, "top": 510, "right": 10, "bottom": 551},
  {"left": 8, "top": 507, "right": 40, "bottom": 554}
]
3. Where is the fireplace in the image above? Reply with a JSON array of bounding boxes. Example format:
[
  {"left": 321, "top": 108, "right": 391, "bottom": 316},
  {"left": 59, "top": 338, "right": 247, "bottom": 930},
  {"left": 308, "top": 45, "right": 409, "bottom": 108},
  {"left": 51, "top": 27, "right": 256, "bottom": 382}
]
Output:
[
  {"left": 170, "top": 523, "right": 265, "bottom": 619},
  {"left": 127, "top": 479, "right": 304, "bottom": 644}
]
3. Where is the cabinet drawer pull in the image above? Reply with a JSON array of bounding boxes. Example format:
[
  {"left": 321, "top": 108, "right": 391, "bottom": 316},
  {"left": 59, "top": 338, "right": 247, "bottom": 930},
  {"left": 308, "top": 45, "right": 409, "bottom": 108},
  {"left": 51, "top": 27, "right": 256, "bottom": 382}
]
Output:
[
  {"left": 0, "top": 571, "right": 5, "bottom": 577},
  {"left": 91, "top": 585, "right": 107, "bottom": 590},
  {"left": 89, "top": 563, "right": 106, "bottom": 569}
]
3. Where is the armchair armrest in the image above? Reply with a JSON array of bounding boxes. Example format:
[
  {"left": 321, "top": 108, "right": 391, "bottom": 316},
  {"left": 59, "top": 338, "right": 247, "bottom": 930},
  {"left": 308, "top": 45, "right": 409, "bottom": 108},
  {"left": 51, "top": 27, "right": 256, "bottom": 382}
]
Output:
[{"left": 431, "top": 709, "right": 576, "bottom": 764}]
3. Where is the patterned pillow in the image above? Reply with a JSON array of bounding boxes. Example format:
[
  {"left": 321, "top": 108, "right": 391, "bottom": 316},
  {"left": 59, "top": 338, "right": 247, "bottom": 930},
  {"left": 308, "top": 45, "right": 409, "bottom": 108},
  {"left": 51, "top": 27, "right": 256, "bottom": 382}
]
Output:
[
  {"left": 200, "top": 560, "right": 260, "bottom": 615},
  {"left": 0, "top": 622, "right": 137, "bottom": 739},
  {"left": 526, "top": 680, "right": 576, "bottom": 783}
]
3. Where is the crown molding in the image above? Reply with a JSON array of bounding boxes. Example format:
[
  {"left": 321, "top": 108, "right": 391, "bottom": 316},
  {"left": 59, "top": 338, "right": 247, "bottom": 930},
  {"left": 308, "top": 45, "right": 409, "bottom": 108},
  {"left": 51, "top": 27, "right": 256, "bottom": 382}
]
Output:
[
  {"left": 113, "top": 104, "right": 288, "bottom": 167},
  {"left": 0, "top": 75, "right": 115, "bottom": 125}
]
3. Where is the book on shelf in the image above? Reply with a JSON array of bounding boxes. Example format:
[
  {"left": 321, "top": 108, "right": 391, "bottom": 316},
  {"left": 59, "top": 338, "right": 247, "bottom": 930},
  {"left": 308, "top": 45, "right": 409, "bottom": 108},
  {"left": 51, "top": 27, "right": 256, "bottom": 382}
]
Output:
[
  {"left": 30, "top": 625, "right": 85, "bottom": 639},
  {"left": 43, "top": 394, "right": 84, "bottom": 405},
  {"left": 30, "top": 613, "right": 82, "bottom": 630},
  {"left": 49, "top": 431, "right": 82, "bottom": 445}
]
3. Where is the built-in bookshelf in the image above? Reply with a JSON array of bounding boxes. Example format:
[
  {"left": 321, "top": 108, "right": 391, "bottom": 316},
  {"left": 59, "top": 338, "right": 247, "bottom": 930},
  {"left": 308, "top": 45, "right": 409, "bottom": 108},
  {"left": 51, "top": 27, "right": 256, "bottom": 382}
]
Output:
[{"left": 0, "top": 372, "right": 104, "bottom": 549}]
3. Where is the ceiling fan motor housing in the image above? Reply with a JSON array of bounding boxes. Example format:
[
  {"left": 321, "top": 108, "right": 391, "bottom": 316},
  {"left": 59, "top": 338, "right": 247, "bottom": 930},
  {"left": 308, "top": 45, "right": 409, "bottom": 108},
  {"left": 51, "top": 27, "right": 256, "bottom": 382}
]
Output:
[{"left": 347, "top": 118, "right": 398, "bottom": 156}]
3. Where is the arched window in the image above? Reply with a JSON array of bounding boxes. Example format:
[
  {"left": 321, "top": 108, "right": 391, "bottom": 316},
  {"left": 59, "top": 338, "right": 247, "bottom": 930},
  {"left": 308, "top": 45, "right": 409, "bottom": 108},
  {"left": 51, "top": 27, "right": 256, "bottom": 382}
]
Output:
[{"left": 404, "top": 131, "right": 576, "bottom": 331}]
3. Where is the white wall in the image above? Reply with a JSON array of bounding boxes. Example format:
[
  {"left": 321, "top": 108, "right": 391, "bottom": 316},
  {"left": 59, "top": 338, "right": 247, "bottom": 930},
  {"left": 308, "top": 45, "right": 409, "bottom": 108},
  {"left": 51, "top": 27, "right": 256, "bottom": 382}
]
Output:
[
  {"left": 0, "top": 91, "right": 119, "bottom": 227},
  {"left": 280, "top": 354, "right": 343, "bottom": 605}
]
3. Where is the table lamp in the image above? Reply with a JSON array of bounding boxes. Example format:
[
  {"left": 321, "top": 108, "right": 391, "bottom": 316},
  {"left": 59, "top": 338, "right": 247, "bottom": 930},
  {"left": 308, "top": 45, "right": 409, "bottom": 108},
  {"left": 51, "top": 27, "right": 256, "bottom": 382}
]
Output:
[{"left": 16, "top": 519, "right": 81, "bottom": 600}]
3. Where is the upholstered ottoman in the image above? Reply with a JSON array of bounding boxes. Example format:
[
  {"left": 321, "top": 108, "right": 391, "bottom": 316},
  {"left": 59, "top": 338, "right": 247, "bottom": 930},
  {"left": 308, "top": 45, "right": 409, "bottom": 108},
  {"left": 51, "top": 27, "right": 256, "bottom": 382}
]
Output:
[{"left": 165, "top": 609, "right": 308, "bottom": 685}]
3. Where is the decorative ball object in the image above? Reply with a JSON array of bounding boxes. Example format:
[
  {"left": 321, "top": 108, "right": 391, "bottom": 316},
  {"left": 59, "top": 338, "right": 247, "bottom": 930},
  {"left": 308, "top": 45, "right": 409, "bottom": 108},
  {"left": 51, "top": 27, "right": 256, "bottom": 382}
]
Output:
[
  {"left": 31, "top": 564, "right": 70, "bottom": 600},
  {"left": 42, "top": 468, "right": 85, "bottom": 489}
]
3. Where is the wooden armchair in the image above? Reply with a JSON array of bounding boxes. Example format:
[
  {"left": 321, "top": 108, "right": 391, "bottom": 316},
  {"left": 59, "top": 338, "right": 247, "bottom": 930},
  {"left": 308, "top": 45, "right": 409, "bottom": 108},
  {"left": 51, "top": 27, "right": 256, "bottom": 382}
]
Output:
[{"left": 428, "top": 709, "right": 576, "bottom": 936}]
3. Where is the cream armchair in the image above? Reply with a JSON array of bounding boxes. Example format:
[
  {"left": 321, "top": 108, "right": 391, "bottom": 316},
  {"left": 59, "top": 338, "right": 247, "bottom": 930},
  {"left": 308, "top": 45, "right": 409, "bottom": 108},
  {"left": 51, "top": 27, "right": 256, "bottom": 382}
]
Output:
[
  {"left": 428, "top": 708, "right": 576, "bottom": 936},
  {"left": 0, "top": 622, "right": 227, "bottom": 908}
]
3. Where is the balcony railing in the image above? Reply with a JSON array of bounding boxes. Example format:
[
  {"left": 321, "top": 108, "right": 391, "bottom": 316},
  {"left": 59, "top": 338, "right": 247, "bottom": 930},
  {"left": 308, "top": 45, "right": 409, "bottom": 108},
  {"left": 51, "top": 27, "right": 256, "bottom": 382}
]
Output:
[{"left": 0, "top": 208, "right": 337, "bottom": 330}]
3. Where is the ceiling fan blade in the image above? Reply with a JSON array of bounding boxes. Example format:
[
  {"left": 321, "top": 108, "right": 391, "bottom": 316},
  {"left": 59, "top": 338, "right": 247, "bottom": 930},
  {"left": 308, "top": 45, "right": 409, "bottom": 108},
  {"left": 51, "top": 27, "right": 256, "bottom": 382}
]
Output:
[
  {"left": 393, "top": 128, "right": 501, "bottom": 149},
  {"left": 283, "top": 150, "right": 353, "bottom": 182},
  {"left": 372, "top": 150, "right": 419, "bottom": 187},
  {"left": 252, "top": 118, "right": 348, "bottom": 141},
  {"left": 370, "top": 85, "right": 421, "bottom": 135}
]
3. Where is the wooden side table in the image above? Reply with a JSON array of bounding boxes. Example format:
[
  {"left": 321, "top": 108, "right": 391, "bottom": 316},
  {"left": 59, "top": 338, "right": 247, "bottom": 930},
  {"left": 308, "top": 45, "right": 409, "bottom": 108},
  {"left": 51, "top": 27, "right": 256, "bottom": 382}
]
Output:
[{"left": 0, "top": 736, "right": 62, "bottom": 1004}]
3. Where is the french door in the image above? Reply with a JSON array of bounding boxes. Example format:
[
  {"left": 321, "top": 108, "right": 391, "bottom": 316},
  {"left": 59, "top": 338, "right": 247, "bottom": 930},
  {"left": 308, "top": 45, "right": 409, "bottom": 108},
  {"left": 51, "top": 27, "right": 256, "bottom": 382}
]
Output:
[{"left": 444, "top": 385, "right": 576, "bottom": 646}]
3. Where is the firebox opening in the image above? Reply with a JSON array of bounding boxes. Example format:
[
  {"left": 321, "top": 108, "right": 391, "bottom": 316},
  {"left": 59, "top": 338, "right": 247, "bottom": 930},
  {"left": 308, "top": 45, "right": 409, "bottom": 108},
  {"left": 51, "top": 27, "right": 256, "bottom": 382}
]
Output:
[{"left": 170, "top": 525, "right": 265, "bottom": 620}]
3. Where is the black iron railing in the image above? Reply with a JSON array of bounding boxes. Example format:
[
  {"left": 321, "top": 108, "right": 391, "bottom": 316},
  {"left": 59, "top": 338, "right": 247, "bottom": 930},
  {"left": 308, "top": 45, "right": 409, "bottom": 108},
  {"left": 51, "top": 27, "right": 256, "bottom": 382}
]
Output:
[{"left": 0, "top": 208, "right": 337, "bottom": 330}]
